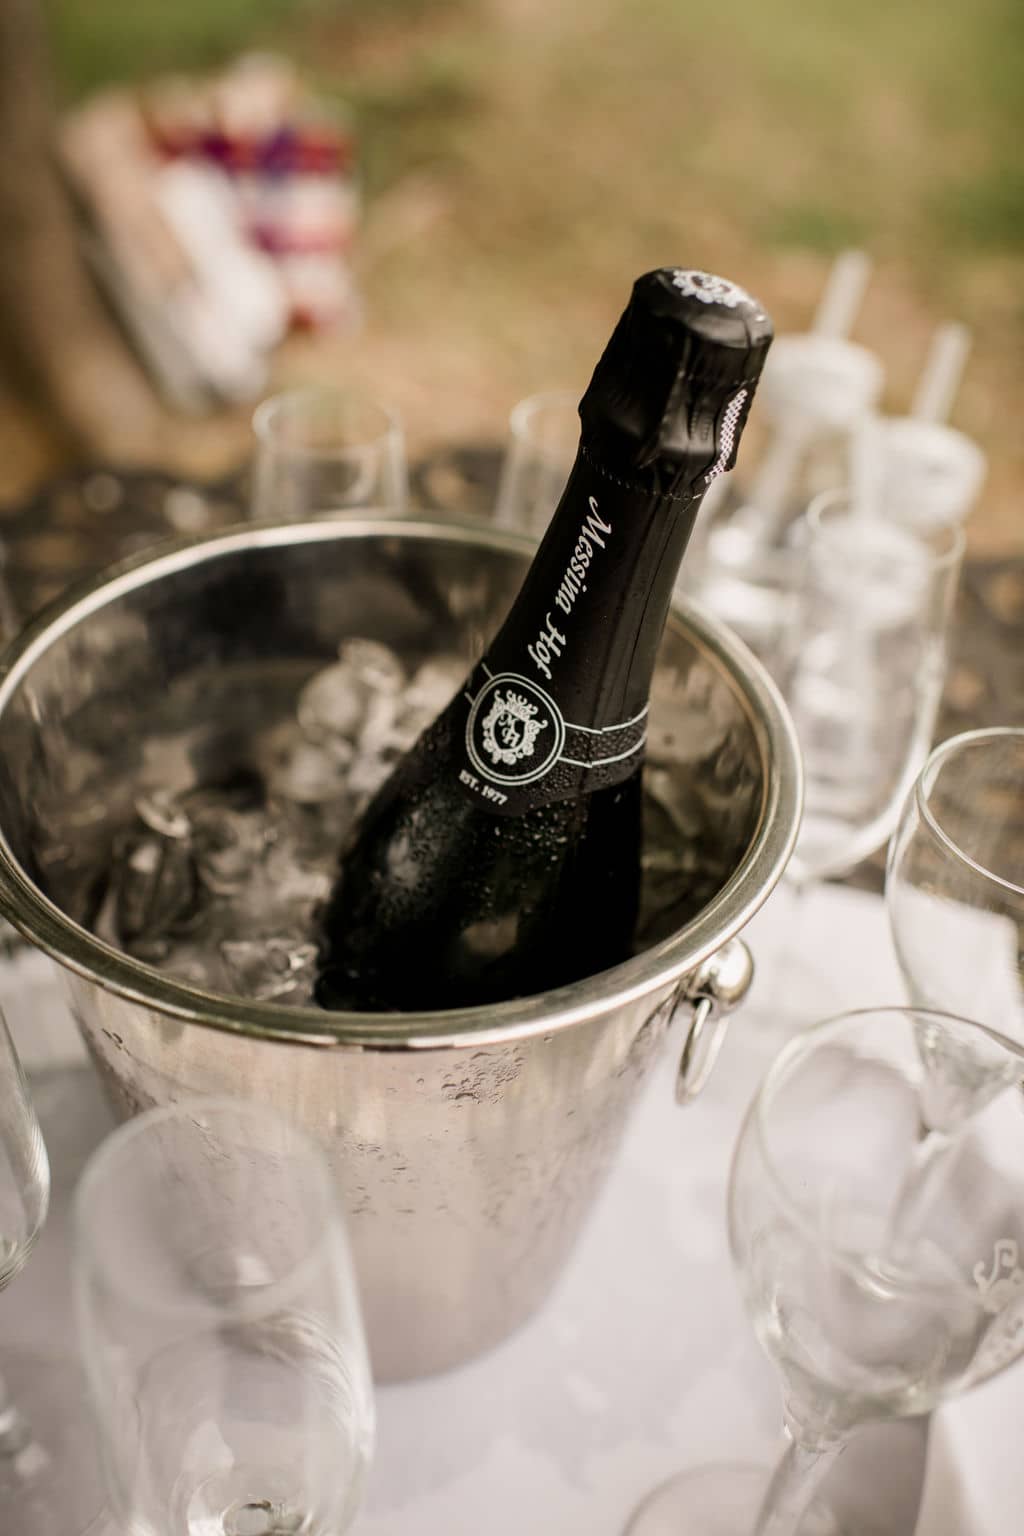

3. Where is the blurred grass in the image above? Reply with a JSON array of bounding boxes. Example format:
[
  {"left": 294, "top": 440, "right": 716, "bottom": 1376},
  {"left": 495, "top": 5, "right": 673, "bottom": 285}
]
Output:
[
  {"left": 46, "top": 0, "right": 443, "bottom": 97},
  {"left": 40, "top": 0, "right": 1024, "bottom": 549},
  {"left": 48, "top": 0, "right": 310, "bottom": 95},
  {"left": 48, "top": 0, "right": 1024, "bottom": 266}
]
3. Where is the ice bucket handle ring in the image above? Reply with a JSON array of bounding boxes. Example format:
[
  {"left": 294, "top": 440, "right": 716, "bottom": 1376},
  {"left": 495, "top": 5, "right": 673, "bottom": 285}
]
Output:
[{"left": 671, "top": 937, "right": 755, "bottom": 1105}]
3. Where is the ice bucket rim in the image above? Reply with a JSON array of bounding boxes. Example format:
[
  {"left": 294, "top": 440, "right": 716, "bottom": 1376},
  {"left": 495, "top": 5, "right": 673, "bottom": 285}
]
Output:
[{"left": 0, "top": 515, "right": 802, "bottom": 1050}]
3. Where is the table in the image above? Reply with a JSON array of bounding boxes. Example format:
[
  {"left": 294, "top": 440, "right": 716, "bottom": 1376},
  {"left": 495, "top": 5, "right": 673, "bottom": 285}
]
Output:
[{"left": 2, "top": 882, "right": 1020, "bottom": 1535}]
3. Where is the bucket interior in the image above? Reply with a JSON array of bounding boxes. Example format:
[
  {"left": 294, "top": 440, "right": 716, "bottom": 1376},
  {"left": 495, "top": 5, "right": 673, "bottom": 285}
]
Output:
[{"left": 0, "top": 523, "right": 768, "bottom": 1019}]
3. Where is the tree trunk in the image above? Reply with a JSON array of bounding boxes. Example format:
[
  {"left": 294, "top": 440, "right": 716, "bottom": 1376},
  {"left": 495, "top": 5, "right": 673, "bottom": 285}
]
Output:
[{"left": 0, "top": 0, "right": 165, "bottom": 463}]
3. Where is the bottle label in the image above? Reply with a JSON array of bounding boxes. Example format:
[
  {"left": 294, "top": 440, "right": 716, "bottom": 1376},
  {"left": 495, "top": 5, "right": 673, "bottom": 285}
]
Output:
[{"left": 456, "top": 662, "right": 648, "bottom": 815}]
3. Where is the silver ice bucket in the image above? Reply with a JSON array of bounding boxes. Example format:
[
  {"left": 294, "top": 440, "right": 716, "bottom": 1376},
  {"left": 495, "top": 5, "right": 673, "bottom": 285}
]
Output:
[{"left": 0, "top": 518, "right": 800, "bottom": 1379}]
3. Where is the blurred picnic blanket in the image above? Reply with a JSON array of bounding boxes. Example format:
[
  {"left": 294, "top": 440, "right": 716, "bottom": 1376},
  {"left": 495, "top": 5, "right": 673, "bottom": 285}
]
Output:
[{"left": 60, "top": 53, "right": 360, "bottom": 413}]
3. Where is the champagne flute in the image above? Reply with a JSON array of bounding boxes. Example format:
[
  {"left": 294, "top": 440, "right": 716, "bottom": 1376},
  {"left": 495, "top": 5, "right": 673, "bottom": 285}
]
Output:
[
  {"left": 626, "top": 1006, "right": 1024, "bottom": 1536},
  {"left": 493, "top": 388, "right": 578, "bottom": 537},
  {"left": 680, "top": 250, "right": 882, "bottom": 654},
  {"left": 874, "top": 321, "right": 986, "bottom": 535},
  {"left": 746, "top": 490, "right": 963, "bottom": 1022},
  {"left": 887, "top": 727, "right": 1024, "bottom": 1098},
  {"left": 252, "top": 385, "right": 407, "bottom": 519},
  {"left": 74, "top": 1097, "right": 375, "bottom": 1536},
  {"left": 780, "top": 489, "right": 964, "bottom": 888}
]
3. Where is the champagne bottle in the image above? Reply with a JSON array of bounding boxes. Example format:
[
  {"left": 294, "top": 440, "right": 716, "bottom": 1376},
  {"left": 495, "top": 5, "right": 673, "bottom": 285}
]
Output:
[{"left": 316, "top": 268, "right": 773, "bottom": 1011}]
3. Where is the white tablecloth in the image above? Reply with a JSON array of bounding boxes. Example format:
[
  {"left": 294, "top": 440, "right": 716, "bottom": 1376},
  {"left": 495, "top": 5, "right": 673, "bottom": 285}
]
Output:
[{"left": 2, "top": 883, "right": 1020, "bottom": 1534}]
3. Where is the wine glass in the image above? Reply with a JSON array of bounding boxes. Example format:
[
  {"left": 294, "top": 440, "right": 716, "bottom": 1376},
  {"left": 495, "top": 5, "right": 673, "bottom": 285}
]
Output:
[
  {"left": 626, "top": 1006, "right": 1024, "bottom": 1536},
  {"left": 887, "top": 726, "right": 1024, "bottom": 1048},
  {"left": 74, "top": 1097, "right": 375, "bottom": 1536},
  {"left": 493, "top": 388, "right": 578, "bottom": 537},
  {"left": 0, "top": 1007, "right": 47, "bottom": 1288},
  {"left": 251, "top": 385, "right": 407, "bottom": 519},
  {"left": 1, "top": 1004, "right": 107, "bottom": 1533},
  {"left": 0, "top": 1002, "right": 49, "bottom": 1509}
]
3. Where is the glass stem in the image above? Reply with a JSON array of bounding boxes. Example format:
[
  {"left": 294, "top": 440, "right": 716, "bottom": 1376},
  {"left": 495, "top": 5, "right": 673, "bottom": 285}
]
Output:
[
  {"left": 751, "top": 1423, "right": 845, "bottom": 1536},
  {"left": 886, "top": 1126, "right": 954, "bottom": 1246},
  {"left": 761, "top": 870, "right": 817, "bottom": 1017}
]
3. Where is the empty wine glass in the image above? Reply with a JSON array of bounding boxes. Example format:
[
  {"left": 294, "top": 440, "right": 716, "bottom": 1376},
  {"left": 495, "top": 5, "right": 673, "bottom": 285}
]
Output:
[
  {"left": 0, "top": 1008, "right": 47, "bottom": 1288},
  {"left": 780, "top": 489, "right": 964, "bottom": 888},
  {"left": 0, "top": 1006, "right": 49, "bottom": 1512},
  {"left": 74, "top": 1097, "right": 375, "bottom": 1536},
  {"left": 887, "top": 726, "right": 1024, "bottom": 1048},
  {"left": 252, "top": 385, "right": 407, "bottom": 519},
  {"left": 493, "top": 388, "right": 578, "bottom": 537},
  {"left": 743, "top": 491, "right": 963, "bottom": 1025},
  {"left": 1, "top": 1004, "right": 106, "bottom": 1534},
  {"left": 626, "top": 1006, "right": 1024, "bottom": 1536}
]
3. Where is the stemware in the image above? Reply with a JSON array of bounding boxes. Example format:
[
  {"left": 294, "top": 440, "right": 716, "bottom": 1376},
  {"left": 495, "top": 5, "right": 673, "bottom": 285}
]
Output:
[
  {"left": 0, "top": 1007, "right": 47, "bottom": 1289},
  {"left": 691, "top": 332, "right": 883, "bottom": 627},
  {"left": 74, "top": 1097, "right": 375, "bottom": 1536},
  {"left": 493, "top": 388, "right": 578, "bottom": 537},
  {"left": 874, "top": 321, "right": 985, "bottom": 534},
  {"left": 680, "top": 249, "right": 881, "bottom": 655},
  {"left": 626, "top": 1005, "right": 1024, "bottom": 1536},
  {"left": 1, "top": 1004, "right": 106, "bottom": 1534},
  {"left": 251, "top": 384, "right": 407, "bottom": 520},
  {"left": 741, "top": 490, "right": 963, "bottom": 1022},
  {"left": 779, "top": 488, "right": 964, "bottom": 889},
  {"left": 886, "top": 726, "right": 1024, "bottom": 1047},
  {"left": 0, "top": 1003, "right": 49, "bottom": 1512}
]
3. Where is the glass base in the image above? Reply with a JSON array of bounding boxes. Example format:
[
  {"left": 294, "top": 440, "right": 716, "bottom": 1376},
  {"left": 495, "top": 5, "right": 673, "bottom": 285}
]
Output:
[
  {"left": 625, "top": 1462, "right": 842, "bottom": 1536},
  {"left": 0, "top": 1349, "right": 106, "bottom": 1536}
]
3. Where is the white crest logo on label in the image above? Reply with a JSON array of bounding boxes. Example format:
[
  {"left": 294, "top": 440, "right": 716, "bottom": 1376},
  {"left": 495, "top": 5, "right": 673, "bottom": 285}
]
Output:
[
  {"left": 481, "top": 690, "right": 548, "bottom": 766},
  {"left": 466, "top": 673, "right": 567, "bottom": 788}
]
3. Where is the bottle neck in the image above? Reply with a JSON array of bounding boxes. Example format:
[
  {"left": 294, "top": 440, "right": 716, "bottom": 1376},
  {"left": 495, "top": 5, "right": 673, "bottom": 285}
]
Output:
[{"left": 453, "top": 450, "right": 707, "bottom": 816}]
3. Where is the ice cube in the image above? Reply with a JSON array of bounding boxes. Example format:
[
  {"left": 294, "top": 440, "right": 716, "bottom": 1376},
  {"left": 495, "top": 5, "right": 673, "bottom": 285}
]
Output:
[
  {"left": 90, "top": 644, "right": 481, "bottom": 1006},
  {"left": 346, "top": 752, "right": 397, "bottom": 808},
  {"left": 405, "top": 656, "right": 465, "bottom": 714},
  {"left": 296, "top": 639, "right": 406, "bottom": 762},
  {"left": 351, "top": 687, "right": 394, "bottom": 756},
  {"left": 261, "top": 826, "right": 333, "bottom": 900},
  {"left": 336, "top": 637, "right": 406, "bottom": 695},
  {"left": 261, "top": 721, "right": 351, "bottom": 806},
  {"left": 643, "top": 765, "right": 706, "bottom": 840},
  {"left": 136, "top": 789, "right": 192, "bottom": 841},
  {"left": 390, "top": 656, "right": 465, "bottom": 747},
  {"left": 297, "top": 661, "right": 367, "bottom": 746},
  {"left": 192, "top": 807, "right": 269, "bottom": 895},
  {"left": 646, "top": 667, "right": 731, "bottom": 766},
  {"left": 113, "top": 830, "right": 200, "bottom": 948},
  {"left": 219, "top": 937, "right": 319, "bottom": 1003}
]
